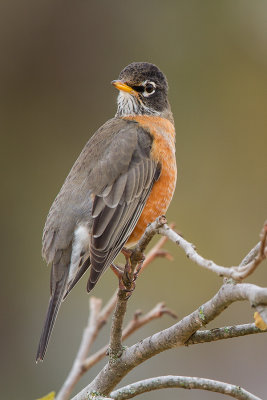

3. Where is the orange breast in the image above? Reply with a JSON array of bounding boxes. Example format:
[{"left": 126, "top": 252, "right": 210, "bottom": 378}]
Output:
[{"left": 124, "top": 116, "right": 177, "bottom": 246}]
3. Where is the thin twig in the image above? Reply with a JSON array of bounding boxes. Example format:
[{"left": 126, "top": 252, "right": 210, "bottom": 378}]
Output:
[
  {"left": 236, "top": 222, "right": 267, "bottom": 279},
  {"left": 158, "top": 220, "right": 267, "bottom": 281},
  {"left": 122, "top": 302, "right": 177, "bottom": 340},
  {"left": 139, "top": 222, "right": 175, "bottom": 273},
  {"left": 110, "top": 375, "right": 262, "bottom": 400}
]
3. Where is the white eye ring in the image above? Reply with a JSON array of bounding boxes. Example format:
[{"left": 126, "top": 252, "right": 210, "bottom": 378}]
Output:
[{"left": 142, "top": 80, "right": 156, "bottom": 97}]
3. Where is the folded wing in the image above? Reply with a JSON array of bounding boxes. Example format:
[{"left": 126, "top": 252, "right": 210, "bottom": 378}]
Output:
[{"left": 88, "top": 127, "right": 160, "bottom": 291}]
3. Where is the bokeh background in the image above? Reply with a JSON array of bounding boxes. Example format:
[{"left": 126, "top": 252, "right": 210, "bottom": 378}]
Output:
[{"left": 1, "top": 1, "right": 267, "bottom": 399}]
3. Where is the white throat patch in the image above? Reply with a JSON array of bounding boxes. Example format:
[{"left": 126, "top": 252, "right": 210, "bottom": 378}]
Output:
[{"left": 116, "top": 91, "right": 159, "bottom": 117}]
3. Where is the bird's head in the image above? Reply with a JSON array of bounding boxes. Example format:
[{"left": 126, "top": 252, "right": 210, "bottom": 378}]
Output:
[{"left": 112, "top": 62, "right": 172, "bottom": 119}]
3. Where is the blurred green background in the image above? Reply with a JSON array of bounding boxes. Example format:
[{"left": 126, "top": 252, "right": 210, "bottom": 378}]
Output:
[{"left": 1, "top": 1, "right": 267, "bottom": 399}]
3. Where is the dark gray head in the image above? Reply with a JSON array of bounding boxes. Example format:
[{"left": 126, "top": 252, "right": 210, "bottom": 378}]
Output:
[{"left": 112, "top": 62, "right": 171, "bottom": 118}]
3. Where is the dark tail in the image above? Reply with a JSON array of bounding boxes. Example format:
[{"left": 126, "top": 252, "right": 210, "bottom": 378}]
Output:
[
  {"left": 36, "top": 271, "right": 68, "bottom": 362},
  {"left": 63, "top": 257, "right": 91, "bottom": 300}
]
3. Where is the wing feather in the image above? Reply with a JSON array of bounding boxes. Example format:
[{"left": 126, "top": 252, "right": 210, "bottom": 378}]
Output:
[
  {"left": 92, "top": 203, "right": 126, "bottom": 249},
  {"left": 88, "top": 140, "right": 160, "bottom": 291},
  {"left": 92, "top": 205, "right": 118, "bottom": 238},
  {"left": 104, "top": 173, "right": 128, "bottom": 208}
]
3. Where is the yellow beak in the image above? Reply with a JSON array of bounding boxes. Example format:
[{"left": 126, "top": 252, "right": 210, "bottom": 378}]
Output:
[{"left": 111, "top": 80, "right": 136, "bottom": 94}]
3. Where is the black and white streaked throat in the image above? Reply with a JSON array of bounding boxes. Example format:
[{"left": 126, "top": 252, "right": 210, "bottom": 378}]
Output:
[{"left": 114, "top": 86, "right": 159, "bottom": 117}]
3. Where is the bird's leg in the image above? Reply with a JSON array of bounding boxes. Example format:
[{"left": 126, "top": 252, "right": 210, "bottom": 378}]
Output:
[
  {"left": 110, "top": 260, "right": 134, "bottom": 294},
  {"left": 121, "top": 247, "right": 145, "bottom": 293},
  {"left": 121, "top": 249, "right": 135, "bottom": 295},
  {"left": 110, "top": 264, "right": 134, "bottom": 293},
  {"left": 121, "top": 247, "right": 133, "bottom": 285},
  {"left": 110, "top": 248, "right": 135, "bottom": 295},
  {"left": 111, "top": 248, "right": 145, "bottom": 295}
]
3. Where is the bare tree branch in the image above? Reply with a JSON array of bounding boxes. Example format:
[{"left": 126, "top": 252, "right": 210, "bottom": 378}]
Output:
[
  {"left": 236, "top": 222, "right": 267, "bottom": 279},
  {"left": 138, "top": 222, "right": 175, "bottom": 274},
  {"left": 110, "top": 375, "right": 262, "bottom": 400},
  {"left": 186, "top": 323, "right": 267, "bottom": 345},
  {"left": 158, "top": 220, "right": 267, "bottom": 281},
  {"left": 72, "top": 281, "right": 267, "bottom": 399},
  {"left": 108, "top": 291, "right": 129, "bottom": 359},
  {"left": 81, "top": 321, "right": 266, "bottom": 384}
]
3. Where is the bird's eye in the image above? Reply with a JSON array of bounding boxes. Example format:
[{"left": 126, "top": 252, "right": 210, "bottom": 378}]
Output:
[
  {"left": 145, "top": 83, "right": 155, "bottom": 94},
  {"left": 131, "top": 81, "right": 156, "bottom": 97},
  {"left": 143, "top": 81, "right": 156, "bottom": 97}
]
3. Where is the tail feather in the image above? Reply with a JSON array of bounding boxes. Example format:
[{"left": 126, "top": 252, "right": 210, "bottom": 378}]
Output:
[
  {"left": 36, "top": 270, "right": 68, "bottom": 362},
  {"left": 63, "top": 257, "right": 91, "bottom": 300}
]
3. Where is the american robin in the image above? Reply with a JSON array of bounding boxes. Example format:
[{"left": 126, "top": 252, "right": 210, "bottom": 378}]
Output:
[{"left": 36, "top": 62, "right": 177, "bottom": 361}]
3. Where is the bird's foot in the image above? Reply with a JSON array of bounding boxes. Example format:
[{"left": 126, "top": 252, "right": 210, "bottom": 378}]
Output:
[
  {"left": 122, "top": 255, "right": 145, "bottom": 298},
  {"left": 118, "top": 279, "right": 136, "bottom": 296},
  {"left": 111, "top": 248, "right": 145, "bottom": 298},
  {"left": 121, "top": 254, "right": 135, "bottom": 297},
  {"left": 111, "top": 262, "right": 135, "bottom": 296}
]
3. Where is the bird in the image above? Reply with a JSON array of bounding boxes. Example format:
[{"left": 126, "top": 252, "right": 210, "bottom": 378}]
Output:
[{"left": 36, "top": 62, "right": 177, "bottom": 361}]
